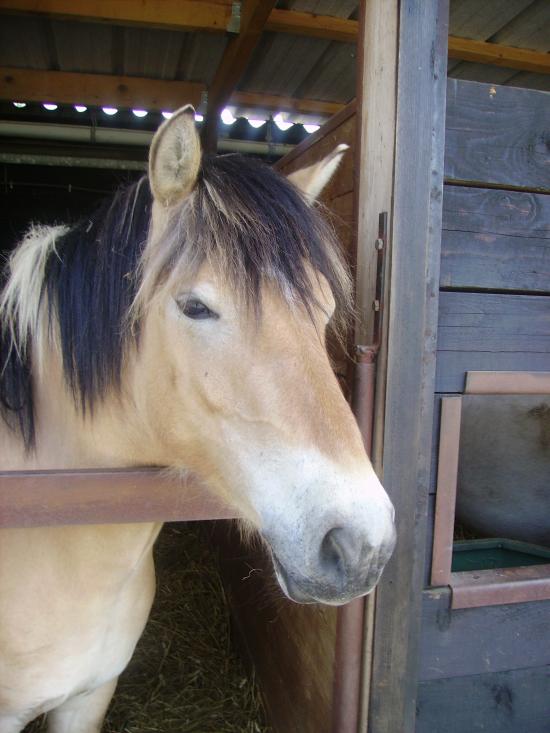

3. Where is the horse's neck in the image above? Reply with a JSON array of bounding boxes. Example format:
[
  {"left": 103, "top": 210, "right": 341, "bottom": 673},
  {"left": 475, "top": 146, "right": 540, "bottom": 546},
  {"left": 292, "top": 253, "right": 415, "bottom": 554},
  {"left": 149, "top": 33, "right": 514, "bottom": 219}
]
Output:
[
  {"left": 1, "top": 349, "right": 163, "bottom": 565},
  {"left": 4, "top": 345, "right": 147, "bottom": 470}
]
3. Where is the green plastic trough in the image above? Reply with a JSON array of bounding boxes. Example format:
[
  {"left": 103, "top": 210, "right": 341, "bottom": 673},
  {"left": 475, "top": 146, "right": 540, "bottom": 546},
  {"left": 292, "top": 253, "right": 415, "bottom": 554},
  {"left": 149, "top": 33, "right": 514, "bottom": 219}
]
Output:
[{"left": 451, "top": 538, "right": 550, "bottom": 573}]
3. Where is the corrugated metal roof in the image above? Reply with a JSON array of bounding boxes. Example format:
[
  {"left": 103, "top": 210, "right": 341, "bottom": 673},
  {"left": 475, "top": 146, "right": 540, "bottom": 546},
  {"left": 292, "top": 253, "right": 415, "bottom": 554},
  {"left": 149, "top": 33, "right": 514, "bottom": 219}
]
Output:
[
  {"left": 237, "top": 0, "right": 356, "bottom": 110},
  {"left": 278, "top": 1, "right": 357, "bottom": 15},
  {"left": 0, "top": 14, "right": 228, "bottom": 85},
  {"left": 0, "top": 0, "right": 547, "bottom": 123}
]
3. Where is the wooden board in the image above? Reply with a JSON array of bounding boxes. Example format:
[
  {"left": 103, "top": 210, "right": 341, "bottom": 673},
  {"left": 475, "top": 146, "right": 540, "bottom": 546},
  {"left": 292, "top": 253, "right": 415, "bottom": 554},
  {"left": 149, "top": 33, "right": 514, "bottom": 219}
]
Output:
[
  {"left": 445, "top": 79, "right": 550, "bottom": 192},
  {"left": 209, "top": 522, "right": 337, "bottom": 733},
  {"left": 419, "top": 589, "right": 550, "bottom": 681},
  {"left": 441, "top": 186, "right": 550, "bottom": 293},
  {"left": 416, "top": 664, "right": 550, "bottom": 733},
  {"left": 0, "top": 66, "right": 205, "bottom": 111},
  {"left": 436, "top": 291, "right": 550, "bottom": 393},
  {"left": 368, "top": 1, "right": 448, "bottom": 731}
]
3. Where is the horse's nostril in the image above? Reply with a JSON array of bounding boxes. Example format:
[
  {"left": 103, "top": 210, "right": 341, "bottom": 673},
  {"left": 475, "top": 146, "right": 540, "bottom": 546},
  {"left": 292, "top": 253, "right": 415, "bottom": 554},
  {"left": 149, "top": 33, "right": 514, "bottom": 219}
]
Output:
[{"left": 319, "top": 527, "right": 365, "bottom": 579}]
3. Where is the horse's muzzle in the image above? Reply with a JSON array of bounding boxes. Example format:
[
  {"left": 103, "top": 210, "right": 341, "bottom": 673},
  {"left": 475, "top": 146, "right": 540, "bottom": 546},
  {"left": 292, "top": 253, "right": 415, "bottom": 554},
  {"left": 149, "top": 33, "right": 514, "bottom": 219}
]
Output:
[{"left": 269, "top": 522, "right": 396, "bottom": 606}]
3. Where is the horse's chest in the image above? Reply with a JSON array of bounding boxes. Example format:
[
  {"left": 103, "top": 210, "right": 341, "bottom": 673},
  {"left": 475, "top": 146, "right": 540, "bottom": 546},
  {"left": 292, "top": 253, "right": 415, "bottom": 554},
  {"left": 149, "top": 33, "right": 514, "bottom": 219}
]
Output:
[
  {"left": 0, "top": 530, "right": 157, "bottom": 719},
  {"left": 56, "top": 559, "right": 154, "bottom": 696}
]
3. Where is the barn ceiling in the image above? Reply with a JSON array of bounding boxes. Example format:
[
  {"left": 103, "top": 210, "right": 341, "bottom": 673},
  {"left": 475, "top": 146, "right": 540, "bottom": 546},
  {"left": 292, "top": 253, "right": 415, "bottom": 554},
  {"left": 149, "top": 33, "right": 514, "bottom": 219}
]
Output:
[{"left": 0, "top": 0, "right": 547, "bottom": 147}]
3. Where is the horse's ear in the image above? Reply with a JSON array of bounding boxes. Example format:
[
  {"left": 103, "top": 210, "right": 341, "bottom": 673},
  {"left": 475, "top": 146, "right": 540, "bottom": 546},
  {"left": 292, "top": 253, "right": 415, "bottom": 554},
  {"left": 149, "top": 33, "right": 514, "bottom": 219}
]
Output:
[
  {"left": 287, "top": 144, "right": 349, "bottom": 203},
  {"left": 149, "top": 105, "right": 201, "bottom": 207}
]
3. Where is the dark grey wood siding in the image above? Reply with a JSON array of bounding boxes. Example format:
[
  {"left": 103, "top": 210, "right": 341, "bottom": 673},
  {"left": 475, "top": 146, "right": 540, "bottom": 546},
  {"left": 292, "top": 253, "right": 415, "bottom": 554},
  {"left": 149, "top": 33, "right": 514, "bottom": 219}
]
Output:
[
  {"left": 419, "top": 78, "right": 550, "bottom": 732},
  {"left": 445, "top": 79, "right": 550, "bottom": 192},
  {"left": 417, "top": 665, "right": 550, "bottom": 733},
  {"left": 441, "top": 187, "right": 550, "bottom": 293}
]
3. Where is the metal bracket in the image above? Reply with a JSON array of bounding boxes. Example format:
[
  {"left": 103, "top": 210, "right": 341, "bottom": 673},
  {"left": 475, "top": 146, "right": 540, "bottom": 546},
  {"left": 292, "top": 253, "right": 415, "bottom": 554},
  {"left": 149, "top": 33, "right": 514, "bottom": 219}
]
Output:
[
  {"left": 371, "top": 212, "right": 388, "bottom": 348},
  {"left": 356, "top": 211, "right": 389, "bottom": 359},
  {"left": 227, "top": 2, "right": 241, "bottom": 33}
]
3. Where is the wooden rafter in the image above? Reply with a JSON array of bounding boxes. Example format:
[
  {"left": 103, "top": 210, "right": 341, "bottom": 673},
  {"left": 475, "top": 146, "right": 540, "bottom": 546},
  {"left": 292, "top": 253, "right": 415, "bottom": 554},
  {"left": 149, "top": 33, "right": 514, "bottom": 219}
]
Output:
[
  {"left": 204, "top": 0, "right": 278, "bottom": 151},
  {"left": 0, "top": 0, "right": 233, "bottom": 33},
  {"left": 0, "top": 67, "right": 205, "bottom": 111},
  {"left": 448, "top": 36, "right": 550, "bottom": 75},
  {"left": 1, "top": 0, "right": 547, "bottom": 76},
  {"left": 0, "top": 66, "right": 343, "bottom": 117},
  {"left": 0, "top": 0, "right": 357, "bottom": 39},
  {"left": 231, "top": 90, "right": 343, "bottom": 116},
  {"left": 266, "top": 9, "right": 357, "bottom": 42}
]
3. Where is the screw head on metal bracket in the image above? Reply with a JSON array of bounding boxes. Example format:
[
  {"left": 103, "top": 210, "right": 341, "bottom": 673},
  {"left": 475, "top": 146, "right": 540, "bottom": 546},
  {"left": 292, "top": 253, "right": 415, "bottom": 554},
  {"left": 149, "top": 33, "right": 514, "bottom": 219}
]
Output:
[
  {"left": 375, "top": 238, "right": 384, "bottom": 250},
  {"left": 373, "top": 299, "right": 381, "bottom": 312}
]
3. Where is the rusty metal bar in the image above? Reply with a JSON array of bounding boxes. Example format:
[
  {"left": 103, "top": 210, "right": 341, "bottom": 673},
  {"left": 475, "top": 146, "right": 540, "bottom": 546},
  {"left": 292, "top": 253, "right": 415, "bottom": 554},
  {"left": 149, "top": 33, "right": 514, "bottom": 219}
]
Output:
[
  {"left": 0, "top": 468, "right": 238, "bottom": 528},
  {"left": 451, "top": 564, "right": 550, "bottom": 609},
  {"left": 430, "top": 396, "right": 462, "bottom": 586},
  {"left": 331, "top": 213, "right": 388, "bottom": 733},
  {"left": 332, "top": 598, "right": 366, "bottom": 732},
  {"left": 465, "top": 371, "right": 550, "bottom": 395},
  {"left": 331, "top": 350, "right": 376, "bottom": 733}
]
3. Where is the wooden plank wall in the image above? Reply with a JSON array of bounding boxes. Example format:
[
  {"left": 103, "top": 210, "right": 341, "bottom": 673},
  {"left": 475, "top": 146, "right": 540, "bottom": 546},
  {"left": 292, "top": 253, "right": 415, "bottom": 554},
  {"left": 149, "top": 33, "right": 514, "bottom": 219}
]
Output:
[
  {"left": 367, "top": 0, "right": 449, "bottom": 730},
  {"left": 212, "top": 104, "right": 356, "bottom": 733},
  {"left": 445, "top": 79, "right": 549, "bottom": 192},
  {"left": 436, "top": 81, "right": 550, "bottom": 395},
  {"left": 420, "top": 79, "right": 550, "bottom": 732}
]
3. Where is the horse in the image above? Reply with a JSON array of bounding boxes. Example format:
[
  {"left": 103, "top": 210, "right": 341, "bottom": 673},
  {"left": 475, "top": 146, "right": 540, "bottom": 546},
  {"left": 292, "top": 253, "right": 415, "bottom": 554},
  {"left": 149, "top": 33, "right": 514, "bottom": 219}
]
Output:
[{"left": 0, "top": 106, "right": 395, "bottom": 733}]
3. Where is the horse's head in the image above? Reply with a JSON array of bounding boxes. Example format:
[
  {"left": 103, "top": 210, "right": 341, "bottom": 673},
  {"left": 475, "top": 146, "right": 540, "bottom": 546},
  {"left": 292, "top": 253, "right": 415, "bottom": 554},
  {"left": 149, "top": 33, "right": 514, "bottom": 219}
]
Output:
[{"left": 135, "top": 107, "right": 395, "bottom": 605}]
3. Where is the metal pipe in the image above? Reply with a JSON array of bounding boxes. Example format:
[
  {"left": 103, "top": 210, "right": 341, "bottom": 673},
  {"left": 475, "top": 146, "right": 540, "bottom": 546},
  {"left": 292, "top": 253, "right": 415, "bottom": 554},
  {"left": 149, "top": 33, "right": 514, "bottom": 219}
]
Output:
[
  {"left": 0, "top": 120, "right": 294, "bottom": 157},
  {"left": 0, "top": 151, "right": 147, "bottom": 170},
  {"left": 331, "top": 346, "right": 379, "bottom": 733},
  {"left": 332, "top": 598, "right": 366, "bottom": 733}
]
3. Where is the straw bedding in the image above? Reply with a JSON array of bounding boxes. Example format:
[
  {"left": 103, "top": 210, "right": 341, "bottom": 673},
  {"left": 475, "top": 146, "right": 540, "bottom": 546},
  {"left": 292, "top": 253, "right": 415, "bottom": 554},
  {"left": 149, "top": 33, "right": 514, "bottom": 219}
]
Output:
[{"left": 24, "top": 523, "right": 269, "bottom": 733}]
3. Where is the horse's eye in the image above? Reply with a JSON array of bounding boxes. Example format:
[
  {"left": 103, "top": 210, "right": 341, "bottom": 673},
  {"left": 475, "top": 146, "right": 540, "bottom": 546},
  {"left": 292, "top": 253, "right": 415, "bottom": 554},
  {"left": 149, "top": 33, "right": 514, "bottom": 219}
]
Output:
[{"left": 178, "top": 297, "right": 218, "bottom": 320}]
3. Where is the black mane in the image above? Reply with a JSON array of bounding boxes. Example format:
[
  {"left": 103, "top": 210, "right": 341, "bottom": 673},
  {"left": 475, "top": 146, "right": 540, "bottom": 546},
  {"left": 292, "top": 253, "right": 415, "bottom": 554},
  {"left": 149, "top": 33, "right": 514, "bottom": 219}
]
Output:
[
  {"left": 0, "top": 177, "right": 151, "bottom": 448},
  {"left": 1, "top": 155, "right": 348, "bottom": 450}
]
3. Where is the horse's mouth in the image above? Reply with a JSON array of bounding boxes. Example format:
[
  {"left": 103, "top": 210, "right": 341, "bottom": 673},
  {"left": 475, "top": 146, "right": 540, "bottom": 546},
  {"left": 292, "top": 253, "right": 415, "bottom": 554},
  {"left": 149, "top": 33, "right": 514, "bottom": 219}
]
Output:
[
  {"left": 270, "top": 551, "right": 368, "bottom": 607},
  {"left": 271, "top": 552, "right": 318, "bottom": 604}
]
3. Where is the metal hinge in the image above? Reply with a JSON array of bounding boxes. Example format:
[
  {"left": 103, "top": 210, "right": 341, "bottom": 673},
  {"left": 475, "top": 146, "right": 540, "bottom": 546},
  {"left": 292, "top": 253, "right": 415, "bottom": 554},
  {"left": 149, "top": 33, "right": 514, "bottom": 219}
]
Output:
[{"left": 227, "top": 2, "right": 241, "bottom": 33}]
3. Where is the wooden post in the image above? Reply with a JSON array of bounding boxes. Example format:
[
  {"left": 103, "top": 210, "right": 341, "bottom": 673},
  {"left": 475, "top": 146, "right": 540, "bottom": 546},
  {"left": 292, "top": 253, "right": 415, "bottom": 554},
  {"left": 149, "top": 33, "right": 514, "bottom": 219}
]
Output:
[
  {"left": 367, "top": 1, "right": 449, "bottom": 732},
  {"left": 353, "top": 1, "right": 399, "bottom": 730},
  {"left": 354, "top": 0, "right": 398, "bottom": 348}
]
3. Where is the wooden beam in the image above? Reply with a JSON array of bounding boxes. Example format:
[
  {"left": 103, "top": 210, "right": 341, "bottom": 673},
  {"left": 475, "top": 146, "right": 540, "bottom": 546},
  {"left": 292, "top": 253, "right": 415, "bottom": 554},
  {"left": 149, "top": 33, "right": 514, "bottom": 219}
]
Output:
[
  {"left": 0, "top": 66, "right": 205, "bottom": 111},
  {"left": 353, "top": 1, "right": 399, "bottom": 729},
  {"left": 0, "top": 0, "right": 233, "bottom": 33},
  {"left": 0, "top": 0, "right": 359, "bottom": 41},
  {"left": 448, "top": 36, "right": 550, "bottom": 75},
  {"left": 0, "top": 66, "right": 341, "bottom": 118},
  {"left": 204, "top": 0, "right": 278, "bottom": 152},
  {"left": 231, "top": 90, "right": 344, "bottom": 116},
  {"left": 1, "top": 1, "right": 548, "bottom": 77},
  {"left": 1, "top": 1, "right": 549, "bottom": 76},
  {"left": 368, "top": 0, "right": 449, "bottom": 730},
  {"left": 265, "top": 9, "right": 358, "bottom": 43}
]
